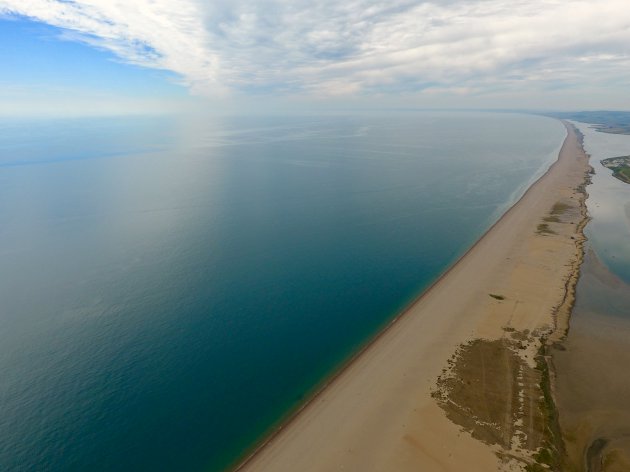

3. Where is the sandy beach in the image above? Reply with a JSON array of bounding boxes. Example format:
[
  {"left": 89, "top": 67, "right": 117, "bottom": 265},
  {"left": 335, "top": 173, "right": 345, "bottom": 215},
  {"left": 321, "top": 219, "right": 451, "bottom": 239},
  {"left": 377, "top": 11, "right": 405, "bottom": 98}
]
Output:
[{"left": 236, "top": 120, "right": 590, "bottom": 472}]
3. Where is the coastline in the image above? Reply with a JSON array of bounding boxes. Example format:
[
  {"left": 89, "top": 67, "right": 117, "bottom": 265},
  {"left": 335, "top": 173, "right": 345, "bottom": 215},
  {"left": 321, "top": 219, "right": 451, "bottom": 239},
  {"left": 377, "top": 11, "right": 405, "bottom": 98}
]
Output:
[
  {"left": 236, "top": 120, "right": 590, "bottom": 472},
  {"left": 553, "top": 250, "right": 630, "bottom": 471},
  {"left": 553, "top": 121, "right": 630, "bottom": 471}
]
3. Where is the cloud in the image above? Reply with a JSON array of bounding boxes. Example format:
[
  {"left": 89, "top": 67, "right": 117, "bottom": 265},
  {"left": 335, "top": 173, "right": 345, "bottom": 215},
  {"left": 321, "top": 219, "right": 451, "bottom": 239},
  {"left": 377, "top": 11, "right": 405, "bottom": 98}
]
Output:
[
  {"left": 2, "top": 0, "right": 630, "bottom": 100},
  {"left": 0, "top": 0, "right": 224, "bottom": 94}
]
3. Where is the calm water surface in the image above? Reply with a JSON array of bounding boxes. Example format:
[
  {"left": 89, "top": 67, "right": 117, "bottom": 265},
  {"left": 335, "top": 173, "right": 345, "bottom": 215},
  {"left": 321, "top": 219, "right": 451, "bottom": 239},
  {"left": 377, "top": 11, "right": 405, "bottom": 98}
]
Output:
[
  {"left": 573, "top": 122, "right": 630, "bottom": 286},
  {"left": 0, "top": 113, "right": 565, "bottom": 471},
  {"left": 560, "top": 122, "right": 630, "bottom": 325},
  {"left": 551, "top": 122, "right": 630, "bottom": 469}
]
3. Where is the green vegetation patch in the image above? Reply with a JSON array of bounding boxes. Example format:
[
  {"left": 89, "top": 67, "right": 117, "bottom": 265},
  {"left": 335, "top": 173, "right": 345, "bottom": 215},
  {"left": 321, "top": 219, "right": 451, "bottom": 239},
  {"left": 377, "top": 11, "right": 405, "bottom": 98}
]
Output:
[
  {"left": 550, "top": 202, "right": 570, "bottom": 215},
  {"left": 537, "top": 223, "right": 557, "bottom": 235},
  {"left": 601, "top": 156, "right": 630, "bottom": 185},
  {"left": 433, "top": 335, "right": 565, "bottom": 471},
  {"left": 618, "top": 167, "right": 630, "bottom": 183},
  {"left": 529, "top": 341, "right": 565, "bottom": 472}
]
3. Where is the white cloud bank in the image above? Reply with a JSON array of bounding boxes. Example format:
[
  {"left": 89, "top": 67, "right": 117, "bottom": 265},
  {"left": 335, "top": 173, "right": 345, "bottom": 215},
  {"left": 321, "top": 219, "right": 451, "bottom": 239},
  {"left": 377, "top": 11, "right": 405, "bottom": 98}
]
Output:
[{"left": 2, "top": 0, "right": 630, "bottom": 103}]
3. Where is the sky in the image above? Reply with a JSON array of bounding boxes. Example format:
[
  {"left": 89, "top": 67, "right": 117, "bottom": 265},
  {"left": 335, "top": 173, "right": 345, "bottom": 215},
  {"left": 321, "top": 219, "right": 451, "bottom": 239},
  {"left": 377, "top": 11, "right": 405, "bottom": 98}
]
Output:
[{"left": 1, "top": 0, "right": 630, "bottom": 115}]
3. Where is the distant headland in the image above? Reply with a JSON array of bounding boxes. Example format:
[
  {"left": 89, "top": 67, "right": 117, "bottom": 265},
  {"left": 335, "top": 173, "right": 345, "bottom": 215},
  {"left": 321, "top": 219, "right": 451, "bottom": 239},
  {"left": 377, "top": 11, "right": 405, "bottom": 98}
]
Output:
[{"left": 546, "top": 111, "right": 630, "bottom": 135}]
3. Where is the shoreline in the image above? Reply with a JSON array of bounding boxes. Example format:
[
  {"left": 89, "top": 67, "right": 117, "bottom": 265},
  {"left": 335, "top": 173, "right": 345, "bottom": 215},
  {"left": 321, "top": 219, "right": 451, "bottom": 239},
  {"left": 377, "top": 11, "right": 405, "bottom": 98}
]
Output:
[
  {"left": 236, "top": 120, "right": 590, "bottom": 472},
  {"left": 548, "top": 125, "right": 592, "bottom": 343},
  {"left": 553, "top": 121, "right": 630, "bottom": 471},
  {"left": 553, "top": 250, "right": 630, "bottom": 471},
  {"left": 231, "top": 120, "right": 571, "bottom": 472}
]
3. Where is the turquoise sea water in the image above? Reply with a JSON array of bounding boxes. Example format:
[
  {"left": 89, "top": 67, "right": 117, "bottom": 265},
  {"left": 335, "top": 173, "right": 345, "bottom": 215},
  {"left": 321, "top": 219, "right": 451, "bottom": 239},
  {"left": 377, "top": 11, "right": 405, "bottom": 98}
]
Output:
[{"left": 0, "top": 112, "right": 565, "bottom": 471}]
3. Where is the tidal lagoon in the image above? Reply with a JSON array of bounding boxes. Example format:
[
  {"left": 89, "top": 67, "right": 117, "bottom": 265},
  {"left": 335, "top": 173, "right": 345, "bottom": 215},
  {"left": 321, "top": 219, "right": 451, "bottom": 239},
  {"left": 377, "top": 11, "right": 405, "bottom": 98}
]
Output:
[
  {"left": 0, "top": 112, "right": 565, "bottom": 471},
  {"left": 554, "top": 121, "right": 630, "bottom": 470}
]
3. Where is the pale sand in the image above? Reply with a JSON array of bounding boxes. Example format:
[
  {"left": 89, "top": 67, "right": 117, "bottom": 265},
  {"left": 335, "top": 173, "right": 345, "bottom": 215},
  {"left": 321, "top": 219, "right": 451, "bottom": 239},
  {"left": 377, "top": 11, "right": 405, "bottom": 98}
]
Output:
[{"left": 236, "top": 121, "right": 590, "bottom": 472}]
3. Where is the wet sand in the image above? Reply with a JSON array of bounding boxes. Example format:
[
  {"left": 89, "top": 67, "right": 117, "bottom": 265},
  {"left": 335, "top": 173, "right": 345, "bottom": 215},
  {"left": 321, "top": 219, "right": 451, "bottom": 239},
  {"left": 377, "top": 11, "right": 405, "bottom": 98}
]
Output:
[
  {"left": 236, "top": 121, "right": 590, "bottom": 472},
  {"left": 553, "top": 250, "right": 630, "bottom": 471}
]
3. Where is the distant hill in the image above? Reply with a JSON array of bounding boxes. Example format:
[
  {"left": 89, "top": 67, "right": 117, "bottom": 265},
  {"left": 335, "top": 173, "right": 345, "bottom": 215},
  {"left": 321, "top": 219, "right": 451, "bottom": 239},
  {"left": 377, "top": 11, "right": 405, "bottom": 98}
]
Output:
[{"left": 545, "top": 111, "right": 630, "bottom": 135}]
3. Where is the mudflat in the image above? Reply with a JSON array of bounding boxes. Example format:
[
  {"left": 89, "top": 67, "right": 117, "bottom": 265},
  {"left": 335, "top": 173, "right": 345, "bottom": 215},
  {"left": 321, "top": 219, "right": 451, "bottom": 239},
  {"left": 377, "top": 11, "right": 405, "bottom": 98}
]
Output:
[{"left": 554, "top": 249, "right": 630, "bottom": 472}]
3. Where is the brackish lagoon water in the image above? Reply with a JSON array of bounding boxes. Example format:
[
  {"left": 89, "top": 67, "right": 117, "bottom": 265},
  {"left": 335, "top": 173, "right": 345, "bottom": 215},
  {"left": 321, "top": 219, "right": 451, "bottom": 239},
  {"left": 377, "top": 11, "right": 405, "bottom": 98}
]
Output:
[
  {"left": 551, "top": 123, "right": 630, "bottom": 467},
  {"left": 0, "top": 112, "right": 565, "bottom": 471},
  {"left": 573, "top": 121, "right": 630, "bottom": 286},
  {"left": 564, "top": 121, "right": 630, "bottom": 325}
]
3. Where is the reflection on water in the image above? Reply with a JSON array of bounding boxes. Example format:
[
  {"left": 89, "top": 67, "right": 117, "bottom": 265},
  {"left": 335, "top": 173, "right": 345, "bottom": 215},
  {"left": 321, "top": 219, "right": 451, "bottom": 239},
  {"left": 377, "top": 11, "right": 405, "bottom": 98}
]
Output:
[
  {"left": 0, "top": 112, "right": 565, "bottom": 471},
  {"left": 573, "top": 121, "right": 630, "bottom": 282},
  {"left": 554, "top": 249, "right": 630, "bottom": 470},
  {"left": 554, "top": 123, "right": 630, "bottom": 470}
]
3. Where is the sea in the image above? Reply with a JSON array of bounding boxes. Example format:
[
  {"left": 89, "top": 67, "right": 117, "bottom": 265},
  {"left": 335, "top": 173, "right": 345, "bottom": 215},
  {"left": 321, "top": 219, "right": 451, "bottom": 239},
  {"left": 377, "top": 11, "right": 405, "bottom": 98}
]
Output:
[{"left": 0, "top": 112, "right": 566, "bottom": 471}]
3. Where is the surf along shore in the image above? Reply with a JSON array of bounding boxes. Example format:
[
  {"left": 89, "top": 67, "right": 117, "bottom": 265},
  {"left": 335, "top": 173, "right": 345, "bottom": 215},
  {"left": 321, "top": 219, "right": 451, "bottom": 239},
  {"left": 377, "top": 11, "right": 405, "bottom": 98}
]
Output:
[{"left": 235, "top": 120, "right": 591, "bottom": 472}]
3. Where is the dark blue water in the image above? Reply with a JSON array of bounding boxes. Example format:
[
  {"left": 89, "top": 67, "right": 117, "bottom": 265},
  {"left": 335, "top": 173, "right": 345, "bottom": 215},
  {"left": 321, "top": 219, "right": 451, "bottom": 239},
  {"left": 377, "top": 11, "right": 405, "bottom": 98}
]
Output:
[{"left": 0, "top": 113, "right": 565, "bottom": 471}]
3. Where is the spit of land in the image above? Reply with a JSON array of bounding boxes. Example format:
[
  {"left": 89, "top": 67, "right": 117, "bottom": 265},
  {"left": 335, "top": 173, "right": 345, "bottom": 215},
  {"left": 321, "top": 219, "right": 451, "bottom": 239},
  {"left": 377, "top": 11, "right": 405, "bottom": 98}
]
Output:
[{"left": 236, "top": 121, "right": 591, "bottom": 472}]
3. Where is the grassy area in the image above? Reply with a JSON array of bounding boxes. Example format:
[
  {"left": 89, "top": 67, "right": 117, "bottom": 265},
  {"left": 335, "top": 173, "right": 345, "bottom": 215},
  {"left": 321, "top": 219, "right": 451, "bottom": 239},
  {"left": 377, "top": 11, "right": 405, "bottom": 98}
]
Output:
[
  {"left": 434, "top": 334, "right": 566, "bottom": 471},
  {"left": 601, "top": 156, "right": 630, "bottom": 185},
  {"left": 550, "top": 202, "right": 570, "bottom": 215},
  {"left": 617, "top": 167, "right": 630, "bottom": 183},
  {"left": 537, "top": 223, "right": 557, "bottom": 235},
  {"left": 525, "top": 342, "right": 565, "bottom": 472}
]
